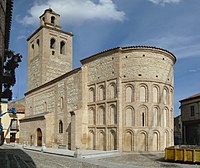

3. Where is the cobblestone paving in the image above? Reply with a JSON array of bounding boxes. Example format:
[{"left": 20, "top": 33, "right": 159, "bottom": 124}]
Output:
[
  {"left": 1, "top": 146, "right": 200, "bottom": 168},
  {"left": 99, "top": 152, "right": 200, "bottom": 168}
]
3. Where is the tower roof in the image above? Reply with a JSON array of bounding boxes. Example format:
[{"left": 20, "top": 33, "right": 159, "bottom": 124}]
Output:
[{"left": 39, "top": 8, "right": 60, "bottom": 18}]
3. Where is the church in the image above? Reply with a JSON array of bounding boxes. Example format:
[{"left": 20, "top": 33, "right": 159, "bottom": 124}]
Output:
[{"left": 20, "top": 9, "right": 176, "bottom": 152}]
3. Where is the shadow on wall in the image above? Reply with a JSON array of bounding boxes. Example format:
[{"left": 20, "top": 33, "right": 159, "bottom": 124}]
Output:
[{"left": 0, "top": 148, "right": 36, "bottom": 168}]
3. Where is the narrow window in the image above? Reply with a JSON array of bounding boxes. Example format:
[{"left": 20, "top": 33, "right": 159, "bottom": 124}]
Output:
[
  {"left": 60, "top": 97, "right": 64, "bottom": 109},
  {"left": 50, "top": 38, "right": 56, "bottom": 49},
  {"left": 51, "top": 16, "right": 55, "bottom": 24},
  {"left": 89, "top": 88, "right": 95, "bottom": 102},
  {"left": 99, "top": 85, "right": 105, "bottom": 101},
  {"left": 153, "top": 86, "right": 159, "bottom": 103},
  {"left": 163, "top": 88, "right": 168, "bottom": 105},
  {"left": 44, "top": 102, "right": 47, "bottom": 112},
  {"left": 109, "top": 83, "right": 116, "bottom": 99},
  {"left": 88, "top": 108, "right": 95, "bottom": 125},
  {"left": 125, "top": 107, "right": 133, "bottom": 126},
  {"left": 60, "top": 41, "right": 65, "bottom": 54},
  {"left": 191, "top": 106, "right": 195, "bottom": 116},
  {"left": 36, "top": 39, "right": 40, "bottom": 46},
  {"left": 140, "top": 86, "right": 147, "bottom": 102},
  {"left": 59, "top": 120, "right": 63, "bottom": 133},
  {"left": 126, "top": 86, "right": 133, "bottom": 102},
  {"left": 142, "top": 113, "right": 145, "bottom": 126}
]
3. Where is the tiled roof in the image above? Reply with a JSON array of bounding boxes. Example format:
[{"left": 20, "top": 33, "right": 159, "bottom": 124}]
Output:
[
  {"left": 8, "top": 99, "right": 25, "bottom": 113},
  {"left": 180, "top": 93, "right": 200, "bottom": 102},
  {"left": 80, "top": 46, "right": 176, "bottom": 64}
]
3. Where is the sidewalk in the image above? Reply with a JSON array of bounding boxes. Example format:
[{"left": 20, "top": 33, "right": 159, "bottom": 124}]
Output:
[{"left": 3, "top": 143, "right": 120, "bottom": 159}]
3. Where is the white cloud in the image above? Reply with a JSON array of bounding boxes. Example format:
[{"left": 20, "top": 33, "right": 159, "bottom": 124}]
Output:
[
  {"left": 147, "top": 0, "right": 182, "bottom": 5},
  {"left": 17, "top": 35, "right": 26, "bottom": 40},
  {"left": 18, "top": 0, "right": 125, "bottom": 26}
]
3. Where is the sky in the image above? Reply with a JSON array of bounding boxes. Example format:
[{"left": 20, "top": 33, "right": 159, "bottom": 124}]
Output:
[{"left": 9, "top": 0, "right": 200, "bottom": 117}]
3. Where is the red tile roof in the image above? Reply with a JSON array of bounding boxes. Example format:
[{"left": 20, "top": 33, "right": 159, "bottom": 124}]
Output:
[{"left": 8, "top": 99, "right": 25, "bottom": 113}]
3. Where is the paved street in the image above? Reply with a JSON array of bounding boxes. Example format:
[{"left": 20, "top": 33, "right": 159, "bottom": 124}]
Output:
[{"left": 1, "top": 145, "right": 200, "bottom": 168}]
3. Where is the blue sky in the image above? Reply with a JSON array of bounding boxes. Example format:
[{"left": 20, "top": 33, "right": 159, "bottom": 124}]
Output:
[{"left": 9, "top": 0, "right": 200, "bottom": 117}]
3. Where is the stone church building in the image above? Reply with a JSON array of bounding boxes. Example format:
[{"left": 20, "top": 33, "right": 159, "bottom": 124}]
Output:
[{"left": 20, "top": 9, "right": 176, "bottom": 152}]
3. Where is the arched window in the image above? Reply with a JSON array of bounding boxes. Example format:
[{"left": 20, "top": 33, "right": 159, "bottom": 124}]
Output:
[
  {"left": 36, "top": 39, "right": 40, "bottom": 46},
  {"left": 110, "top": 105, "right": 117, "bottom": 124},
  {"left": 125, "top": 86, "right": 133, "bottom": 102},
  {"left": 60, "top": 41, "right": 65, "bottom": 54},
  {"left": 140, "top": 106, "right": 147, "bottom": 127},
  {"left": 60, "top": 97, "right": 64, "bottom": 109},
  {"left": 89, "top": 87, "right": 95, "bottom": 102},
  {"left": 59, "top": 120, "right": 63, "bottom": 133},
  {"left": 153, "top": 107, "right": 158, "bottom": 126},
  {"left": 125, "top": 107, "right": 134, "bottom": 126},
  {"left": 88, "top": 108, "right": 95, "bottom": 125},
  {"left": 163, "top": 88, "right": 168, "bottom": 105},
  {"left": 51, "top": 16, "right": 55, "bottom": 24},
  {"left": 98, "top": 85, "right": 105, "bottom": 101},
  {"left": 153, "top": 86, "right": 159, "bottom": 103},
  {"left": 98, "top": 106, "right": 105, "bottom": 125},
  {"left": 163, "top": 108, "right": 168, "bottom": 127},
  {"left": 50, "top": 38, "right": 56, "bottom": 49},
  {"left": 109, "top": 83, "right": 116, "bottom": 99},
  {"left": 140, "top": 85, "right": 147, "bottom": 102}
]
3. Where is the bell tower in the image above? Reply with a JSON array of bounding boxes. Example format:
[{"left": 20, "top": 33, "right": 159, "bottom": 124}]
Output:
[{"left": 27, "top": 9, "right": 73, "bottom": 91}]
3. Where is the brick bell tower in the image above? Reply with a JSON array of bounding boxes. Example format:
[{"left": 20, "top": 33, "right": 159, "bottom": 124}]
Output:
[{"left": 27, "top": 8, "right": 73, "bottom": 91}]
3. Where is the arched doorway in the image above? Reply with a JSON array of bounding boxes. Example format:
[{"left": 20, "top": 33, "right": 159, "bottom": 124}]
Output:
[{"left": 37, "top": 128, "right": 42, "bottom": 146}]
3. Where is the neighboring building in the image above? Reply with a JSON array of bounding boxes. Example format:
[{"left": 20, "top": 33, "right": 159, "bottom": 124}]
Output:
[
  {"left": 0, "top": 0, "right": 13, "bottom": 142},
  {"left": 20, "top": 9, "right": 176, "bottom": 152},
  {"left": 174, "top": 115, "right": 182, "bottom": 145},
  {"left": 1, "top": 99, "right": 25, "bottom": 143},
  {"left": 180, "top": 93, "right": 200, "bottom": 145},
  {"left": 0, "top": 0, "right": 13, "bottom": 95}
]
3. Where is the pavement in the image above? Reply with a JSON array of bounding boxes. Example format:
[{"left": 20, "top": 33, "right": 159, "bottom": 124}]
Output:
[{"left": 3, "top": 143, "right": 120, "bottom": 159}]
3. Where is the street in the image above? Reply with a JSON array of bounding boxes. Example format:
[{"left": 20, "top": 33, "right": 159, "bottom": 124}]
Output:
[{"left": 1, "top": 145, "right": 200, "bottom": 168}]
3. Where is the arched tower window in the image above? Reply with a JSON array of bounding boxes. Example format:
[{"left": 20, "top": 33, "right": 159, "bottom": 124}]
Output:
[
  {"left": 153, "top": 86, "right": 159, "bottom": 103},
  {"left": 110, "top": 105, "right": 117, "bottom": 124},
  {"left": 109, "top": 83, "right": 116, "bottom": 99},
  {"left": 140, "top": 106, "right": 148, "bottom": 127},
  {"left": 125, "top": 86, "right": 133, "bottom": 102},
  {"left": 60, "top": 41, "right": 65, "bottom": 54},
  {"left": 98, "top": 85, "right": 105, "bottom": 101},
  {"left": 60, "top": 97, "right": 64, "bottom": 109},
  {"left": 140, "top": 85, "right": 147, "bottom": 102},
  {"left": 51, "top": 16, "right": 55, "bottom": 24},
  {"left": 36, "top": 39, "right": 40, "bottom": 46},
  {"left": 59, "top": 120, "right": 63, "bottom": 133},
  {"left": 89, "top": 87, "right": 95, "bottom": 102},
  {"left": 163, "top": 107, "right": 168, "bottom": 127},
  {"left": 163, "top": 88, "right": 168, "bottom": 105},
  {"left": 153, "top": 107, "right": 158, "bottom": 126},
  {"left": 98, "top": 106, "right": 105, "bottom": 125},
  {"left": 88, "top": 107, "right": 95, "bottom": 125},
  {"left": 50, "top": 38, "right": 56, "bottom": 49},
  {"left": 125, "top": 107, "right": 134, "bottom": 126}
]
